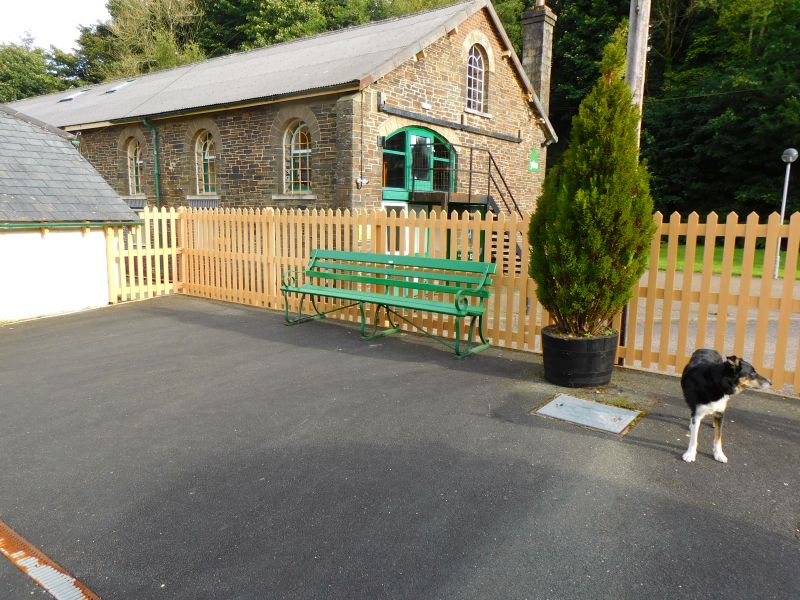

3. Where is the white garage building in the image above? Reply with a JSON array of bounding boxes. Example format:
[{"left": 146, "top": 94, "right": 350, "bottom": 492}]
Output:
[{"left": 0, "top": 106, "right": 140, "bottom": 321}]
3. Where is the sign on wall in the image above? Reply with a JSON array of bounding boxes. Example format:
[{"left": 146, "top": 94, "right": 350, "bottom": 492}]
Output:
[{"left": 528, "top": 147, "right": 541, "bottom": 173}]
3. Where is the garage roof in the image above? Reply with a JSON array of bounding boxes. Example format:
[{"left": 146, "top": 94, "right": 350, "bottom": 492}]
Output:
[{"left": 0, "top": 106, "right": 140, "bottom": 224}]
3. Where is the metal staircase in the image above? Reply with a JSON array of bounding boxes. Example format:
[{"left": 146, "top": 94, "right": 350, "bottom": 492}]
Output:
[{"left": 407, "top": 141, "right": 526, "bottom": 273}]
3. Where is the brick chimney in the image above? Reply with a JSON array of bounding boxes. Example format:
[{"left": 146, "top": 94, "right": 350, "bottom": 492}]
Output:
[{"left": 521, "top": 1, "right": 557, "bottom": 117}]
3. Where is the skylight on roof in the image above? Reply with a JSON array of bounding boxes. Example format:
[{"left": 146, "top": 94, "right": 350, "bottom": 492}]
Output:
[
  {"left": 58, "top": 89, "right": 89, "bottom": 102},
  {"left": 105, "top": 79, "right": 136, "bottom": 94}
]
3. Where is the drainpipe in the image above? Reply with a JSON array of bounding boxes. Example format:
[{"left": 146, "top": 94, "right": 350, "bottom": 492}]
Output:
[{"left": 142, "top": 118, "right": 162, "bottom": 208}]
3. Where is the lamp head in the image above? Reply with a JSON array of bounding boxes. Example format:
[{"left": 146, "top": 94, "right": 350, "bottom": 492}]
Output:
[{"left": 782, "top": 148, "right": 798, "bottom": 163}]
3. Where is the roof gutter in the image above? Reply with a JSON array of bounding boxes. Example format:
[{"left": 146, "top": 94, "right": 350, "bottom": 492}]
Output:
[
  {"left": 142, "top": 119, "right": 162, "bottom": 208},
  {"left": 0, "top": 221, "right": 143, "bottom": 230}
]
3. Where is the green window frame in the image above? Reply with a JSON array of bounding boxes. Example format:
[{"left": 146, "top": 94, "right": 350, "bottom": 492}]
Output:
[{"left": 382, "top": 127, "right": 454, "bottom": 202}]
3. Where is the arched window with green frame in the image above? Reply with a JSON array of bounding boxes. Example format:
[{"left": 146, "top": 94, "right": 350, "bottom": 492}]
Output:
[
  {"left": 126, "top": 138, "right": 144, "bottom": 196},
  {"left": 284, "top": 120, "right": 312, "bottom": 193},
  {"left": 194, "top": 130, "right": 217, "bottom": 194},
  {"left": 382, "top": 127, "right": 454, "bottom": 204}
]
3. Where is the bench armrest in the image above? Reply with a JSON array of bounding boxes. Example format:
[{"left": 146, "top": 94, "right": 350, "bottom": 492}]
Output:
[
  {"left": 454, "top": 288, "right": 486, "bottom": 314},
  {"left": 281, "top": 269, "right": 301, "bottom": 289}
]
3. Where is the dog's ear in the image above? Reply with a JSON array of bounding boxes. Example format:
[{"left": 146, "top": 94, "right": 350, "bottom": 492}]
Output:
[{"left": 726, "top": 355, "right": 741, "bottom": 369}]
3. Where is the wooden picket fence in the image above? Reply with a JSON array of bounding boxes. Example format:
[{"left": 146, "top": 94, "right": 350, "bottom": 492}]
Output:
[
  {"left": 105, "top": 206, "right": 181, "bottom": 302},
  {"left": 107, "top": 207, "right": 800, "bottom": 395}
]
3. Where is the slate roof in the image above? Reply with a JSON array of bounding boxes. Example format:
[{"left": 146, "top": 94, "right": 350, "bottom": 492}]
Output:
[
  {"left": 0, "top": 106, "right": 140, "bottom": 224},
  {"left": 8, "top": 0, "right": 556, "bottom": 142}
]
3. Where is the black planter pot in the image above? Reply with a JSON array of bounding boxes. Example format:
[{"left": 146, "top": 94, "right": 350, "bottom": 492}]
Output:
[{"left": 541, "top": 325, "right": 619, "bottom": 387}]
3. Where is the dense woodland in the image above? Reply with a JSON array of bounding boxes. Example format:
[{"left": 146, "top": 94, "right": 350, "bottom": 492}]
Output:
[{"left": 1, "top": 0, "right": 798, "bottom": 217}]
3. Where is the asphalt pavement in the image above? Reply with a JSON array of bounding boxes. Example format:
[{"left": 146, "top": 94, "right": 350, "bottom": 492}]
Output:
[{"left": 0, "top": 295, "right": 797, "bottom": 599}]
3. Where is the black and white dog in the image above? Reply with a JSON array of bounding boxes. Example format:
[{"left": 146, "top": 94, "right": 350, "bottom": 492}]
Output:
[{"left": 681, "top": 349, "right": 770, "bottom": 463}]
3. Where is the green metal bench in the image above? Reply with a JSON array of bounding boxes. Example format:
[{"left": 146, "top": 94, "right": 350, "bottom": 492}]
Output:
[{"left": 281, "top": 249, "right": 496, "bottom": 358}]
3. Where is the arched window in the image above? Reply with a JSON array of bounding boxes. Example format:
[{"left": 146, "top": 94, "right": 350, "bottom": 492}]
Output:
[
  {"left": 284, "top": 121, "right": 311, "bottom": 192},
  {"left": 466, "top": 44, "right": 488, "bottom": 113},
  {"left": 195, "top": 130, "right": 217, "bottom": 194},
  {"left": 127, "top": 138, "right": 144, "bottom": 195}
]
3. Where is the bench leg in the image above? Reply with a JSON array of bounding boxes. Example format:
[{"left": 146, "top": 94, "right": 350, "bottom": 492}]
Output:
[
  {"left": 284, "top": 292, "right": 360, "bottom": 325},
  {"left": 350, "top": 304, "right": 491, "bottom": 359},
  {"left": 454, "top": 314, "right": 491, "bottom": 359},
  {"left": 362, "top": 304, "right": 400, "bottom": 339}
]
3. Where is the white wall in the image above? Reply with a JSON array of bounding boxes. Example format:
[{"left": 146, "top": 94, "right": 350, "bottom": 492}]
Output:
[{"left": 0, "top": 228, "right": 110, "bottom": 321}]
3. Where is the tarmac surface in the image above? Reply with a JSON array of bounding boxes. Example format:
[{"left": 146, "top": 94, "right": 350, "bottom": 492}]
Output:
[{"left": 0, "top": 295, "right": 798, "bottom": 600}]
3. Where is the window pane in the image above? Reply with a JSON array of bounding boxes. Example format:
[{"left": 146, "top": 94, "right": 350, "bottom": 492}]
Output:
[
  {"left": 383, "top": 152, "right": 406, "bottom": 188},
  {"left": 411, "top": 139, "right": 431, "bottom": 181},
  {"left": 433, "top": 142, "right": 449, "bottom": 160},
  {"left": 433, "top": 161, "right": 450, "bottom": 192},
  {"left": 385, "top": 131, "right": 406, "bottom": 152},
  {"left": 285, "top": 121, "right": 312, "bottom": 192},
  {"left": 127, "top": 140, "right": 144, "bottom": 195},
  {"left": 205, "top": 155, "right": 216, "bottom": 193},
  {"left": 195, "top": 131, "right": 217, "bottom": 194}
]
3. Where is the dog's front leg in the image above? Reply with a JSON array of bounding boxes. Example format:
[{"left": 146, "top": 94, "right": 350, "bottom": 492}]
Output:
[
  {"left": 682, "top": 414, "right": 702, "bottom": 462},
  {"left": 712, "top": 413, "right": 727, "bottom": 463}
]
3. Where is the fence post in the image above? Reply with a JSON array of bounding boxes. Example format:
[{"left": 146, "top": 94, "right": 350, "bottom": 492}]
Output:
[
  {"left": 104, "top": 227, "right": 120, "bottom": 304},
  {"left": 177, "top": 207, "right": 186, "bottom": 294}
]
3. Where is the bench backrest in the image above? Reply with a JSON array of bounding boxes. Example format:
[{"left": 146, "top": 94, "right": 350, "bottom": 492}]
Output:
[{"left": 306, "top": 249, "right": 496, "bottom": 297}]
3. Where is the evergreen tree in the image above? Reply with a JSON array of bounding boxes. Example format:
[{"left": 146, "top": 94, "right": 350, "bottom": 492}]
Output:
[{"left": 528, "top": 23, "right": 655, "bottom": 336}]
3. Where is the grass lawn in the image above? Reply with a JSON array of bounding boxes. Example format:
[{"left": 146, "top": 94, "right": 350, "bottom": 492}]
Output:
[{"left": 658, "top": 242, "right": 799, "bottom": 278}]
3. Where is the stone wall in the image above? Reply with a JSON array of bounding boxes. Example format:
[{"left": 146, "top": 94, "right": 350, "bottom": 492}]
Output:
[
  {"left": 351, "top": 8, "right": 548, "bottom": 213},
  {"left": 79, "top": 99, "right": 342, "bottom": 209}
]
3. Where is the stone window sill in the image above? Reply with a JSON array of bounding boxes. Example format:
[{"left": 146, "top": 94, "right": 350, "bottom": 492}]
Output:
[
  {"left": 122, "top": 195, "right": 147, "bottom": 210},
  {"left": 186, "top": 195, "right": 220, "bottom": 209},
  {"left": 464, "top": 107, "right": 492, "bottom": 119},
  {"left": 271, "top": 194, "right": 317, "bottom": 201}
]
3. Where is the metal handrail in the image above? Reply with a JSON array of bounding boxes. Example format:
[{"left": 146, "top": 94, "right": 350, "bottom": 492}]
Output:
[{"left": 487, "top": 153, "right": 523, "bottom": 218}]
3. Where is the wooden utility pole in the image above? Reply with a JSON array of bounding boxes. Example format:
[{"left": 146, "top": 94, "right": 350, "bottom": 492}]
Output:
[{"left": 626, "top": 0, "right": 651, "bottom": 143}]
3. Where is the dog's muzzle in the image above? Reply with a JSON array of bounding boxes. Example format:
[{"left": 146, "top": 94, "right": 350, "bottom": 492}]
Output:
[{"left": 741, "top": 375, "right": 771, "bottom": 390}]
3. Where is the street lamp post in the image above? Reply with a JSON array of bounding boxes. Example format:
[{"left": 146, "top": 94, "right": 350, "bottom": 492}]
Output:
[{"left": 775, "top": 147, "right": 798, "bottom": 279}]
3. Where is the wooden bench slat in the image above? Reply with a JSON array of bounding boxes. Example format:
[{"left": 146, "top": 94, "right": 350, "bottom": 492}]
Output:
[
  {"left": 309, "top": 271, "right": 491, "bottom": 298},
  {"left": 285, "top": 284, "right": 484, "bottom": 316},
  {"left": 313, "top": 249, "right": 496, "bottom": 274},
  {"left": 311, "top": 260, "right": 491, "bottom": 286}
]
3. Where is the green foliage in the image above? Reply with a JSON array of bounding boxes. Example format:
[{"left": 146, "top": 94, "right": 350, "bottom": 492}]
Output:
[
  {"left": 384, "top": 0, "right": 452, "bottom": 17},
  {"left": 528, "top": 23, "right": 655, "bottom": 336},
  {"left": 491, "top": 0, "right": 527, "bottom": 53},
  {"left": 643, "top": 0, "right": 800, "bottom": 217},
  {"left": 100, "top": 0, "right": 205, "bottom": 78},
  {"left": 197, "top": 0, "right": 390, "bottom": 55},
  {"left": 239, "top": 0, "right": 328, "bottom": 49},
  {"left": 71, "top": 23, "right": 121, "bottom": 84},
  {"left": 0, "top": 38, "right": 68, "bottom": 102},
  {"left": 196, "top": 0, "right": 252, "bottom": 56},
  {"left": 545, "top": 0, "right": 630, "bottom": 168}
]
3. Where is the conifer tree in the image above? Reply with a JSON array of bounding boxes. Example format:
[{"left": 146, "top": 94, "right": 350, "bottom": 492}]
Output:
[{"left": 528, "top": 23, "right": 655, "bottom": 336}]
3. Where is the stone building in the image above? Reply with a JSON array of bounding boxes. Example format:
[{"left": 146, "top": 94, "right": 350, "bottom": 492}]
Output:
[{"left": 10, "top": 0, "right": 557, "bottom": 216}]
